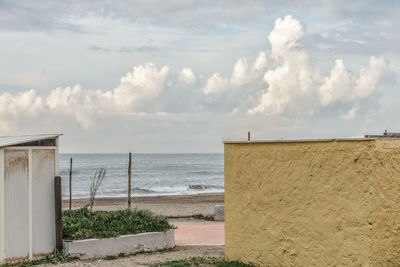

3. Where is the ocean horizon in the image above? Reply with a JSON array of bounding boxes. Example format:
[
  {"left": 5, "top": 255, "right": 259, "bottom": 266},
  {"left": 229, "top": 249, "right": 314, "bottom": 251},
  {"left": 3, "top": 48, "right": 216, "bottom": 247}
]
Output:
[{"left": 59, "top": 153, "right": 224, "bottom": 199}]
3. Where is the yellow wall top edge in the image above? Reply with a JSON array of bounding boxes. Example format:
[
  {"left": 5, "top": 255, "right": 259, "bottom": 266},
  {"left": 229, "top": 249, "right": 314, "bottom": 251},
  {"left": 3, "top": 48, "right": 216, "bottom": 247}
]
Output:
[{"left": 222, "top": 137, "right": 400, "bottom": 144}]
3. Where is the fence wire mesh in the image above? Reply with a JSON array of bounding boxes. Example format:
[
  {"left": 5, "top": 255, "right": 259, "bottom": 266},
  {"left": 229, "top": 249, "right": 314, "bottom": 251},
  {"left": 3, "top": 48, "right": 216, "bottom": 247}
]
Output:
[{"left": 60, "top": 153, "right": 224, "bottom": 218}]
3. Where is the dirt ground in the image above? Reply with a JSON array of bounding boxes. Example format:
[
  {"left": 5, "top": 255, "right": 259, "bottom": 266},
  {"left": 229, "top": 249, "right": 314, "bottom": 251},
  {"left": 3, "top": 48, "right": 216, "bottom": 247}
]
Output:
[{"left": 42, "top": 246, "right": 224, "bottom": 267}]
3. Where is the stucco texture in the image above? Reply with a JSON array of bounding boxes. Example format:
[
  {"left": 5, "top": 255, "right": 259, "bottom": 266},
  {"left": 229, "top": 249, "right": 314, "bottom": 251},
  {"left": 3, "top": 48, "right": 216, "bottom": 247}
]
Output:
[{"left": 224, "top": 139, "right": 400, "bottom": 267}]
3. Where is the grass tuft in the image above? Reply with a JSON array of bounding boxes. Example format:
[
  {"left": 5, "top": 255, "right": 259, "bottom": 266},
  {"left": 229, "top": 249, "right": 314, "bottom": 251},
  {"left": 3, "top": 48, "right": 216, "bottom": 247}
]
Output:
[
  {"left": 1, "top": 251, "right": 75, "bottom": 266},
  {"left": 104, "top": 255, "right": 117, "bottom": 260},
  {"left": 154, "top": 257, "right": 257, "bottom": 267}
]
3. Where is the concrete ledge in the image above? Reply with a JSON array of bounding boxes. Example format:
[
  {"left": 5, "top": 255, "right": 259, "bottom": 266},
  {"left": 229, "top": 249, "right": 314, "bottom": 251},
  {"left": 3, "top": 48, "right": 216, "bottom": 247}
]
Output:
[
  {"left": 214, "top": 205, "right": 224, "bottom": 221},
  {"left": 63, "top": 229, "right": 175, "bottom": 259}
]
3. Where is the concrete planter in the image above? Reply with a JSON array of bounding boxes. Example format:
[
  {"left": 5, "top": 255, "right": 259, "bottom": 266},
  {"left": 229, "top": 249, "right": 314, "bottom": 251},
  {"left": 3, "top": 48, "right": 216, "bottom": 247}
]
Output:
[{"left": 63, "top": 229, "right": 175, "bottom": 259}]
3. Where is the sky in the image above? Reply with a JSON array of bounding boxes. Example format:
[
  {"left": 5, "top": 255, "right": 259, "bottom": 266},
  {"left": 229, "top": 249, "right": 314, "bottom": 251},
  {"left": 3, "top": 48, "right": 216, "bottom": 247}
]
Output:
[{"left": 0, "top": 0, "right": 399, "bottom": 153}]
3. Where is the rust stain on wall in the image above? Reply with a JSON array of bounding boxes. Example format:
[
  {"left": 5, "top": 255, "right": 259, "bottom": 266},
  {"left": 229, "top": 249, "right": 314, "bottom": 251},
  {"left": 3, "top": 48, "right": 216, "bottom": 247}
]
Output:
[{"left": 5, "top": 150, "right": 28, "bottom": 177}]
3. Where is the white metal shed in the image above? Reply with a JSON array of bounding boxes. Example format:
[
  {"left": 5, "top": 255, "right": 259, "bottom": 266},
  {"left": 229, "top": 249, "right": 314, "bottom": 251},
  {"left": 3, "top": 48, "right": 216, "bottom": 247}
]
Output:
[{"left": 0, "top": 134, "right": 61, "bottom": 262}]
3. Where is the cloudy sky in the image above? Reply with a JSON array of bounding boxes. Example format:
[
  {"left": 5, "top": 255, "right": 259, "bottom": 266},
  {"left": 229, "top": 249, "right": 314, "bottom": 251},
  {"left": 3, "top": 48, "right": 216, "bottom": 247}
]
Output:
[{"left": 1, "top": 0, "right": 399, "bottom": 153}]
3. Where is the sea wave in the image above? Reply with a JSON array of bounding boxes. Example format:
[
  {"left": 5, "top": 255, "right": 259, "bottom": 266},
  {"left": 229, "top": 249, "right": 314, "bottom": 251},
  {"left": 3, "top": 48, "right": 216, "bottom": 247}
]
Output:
[
  {"left": 187, "top": 184, "right": 224, "bottom": 190},
  {"left": 62, "top": 184, "right": 224, "bottom": 199}
]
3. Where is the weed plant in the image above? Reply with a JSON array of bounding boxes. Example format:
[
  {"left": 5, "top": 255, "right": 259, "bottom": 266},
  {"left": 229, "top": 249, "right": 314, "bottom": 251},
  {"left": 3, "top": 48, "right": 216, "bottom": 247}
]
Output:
[
  {"left": 154, "top": 257, "right": 257, "bottom": 267},
  {"left": 1, "top": 251, "right": 75, "bottom": 266}
]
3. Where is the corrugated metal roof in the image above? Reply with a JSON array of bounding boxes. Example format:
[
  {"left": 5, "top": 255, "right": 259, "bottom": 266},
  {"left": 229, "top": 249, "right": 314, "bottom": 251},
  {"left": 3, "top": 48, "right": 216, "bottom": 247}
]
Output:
[{"left": 0, "top": 134, "right": 62, "bottom": 148}]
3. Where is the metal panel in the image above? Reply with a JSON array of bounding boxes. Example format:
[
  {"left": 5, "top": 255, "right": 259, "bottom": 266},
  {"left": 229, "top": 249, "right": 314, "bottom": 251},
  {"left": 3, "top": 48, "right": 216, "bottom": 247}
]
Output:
[
  {"left": 0, "top": 149, "right": 4, "bottom": 262},
  {"left": 28, "top": 149, "right": 32, "bottom": 258},
  {"left": 0, "top": 134, "right": 61, "bottom": 148},
  {"left": 4, "top": 150, "right": 29, "bottom": 259},
  {"left": 32, "top": 150, "right": 55, "bottom": 255}
]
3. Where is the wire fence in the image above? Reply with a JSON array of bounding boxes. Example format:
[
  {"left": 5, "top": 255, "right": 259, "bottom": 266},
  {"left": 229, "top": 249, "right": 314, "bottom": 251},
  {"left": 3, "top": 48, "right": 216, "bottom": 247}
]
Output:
[{"left": 59, "top": 153, "right": 224, "bottom": 218}]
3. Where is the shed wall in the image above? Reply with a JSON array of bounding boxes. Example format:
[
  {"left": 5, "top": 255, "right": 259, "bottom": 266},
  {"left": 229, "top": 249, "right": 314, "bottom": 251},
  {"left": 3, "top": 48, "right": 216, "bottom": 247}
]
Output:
[
  {"left": 4, "top": 150, "right": 29, "bottom": 259},
  {"left": 1, "top": 147, "right": 57, "bottom": 261},
  {"left": 32, "top": 149, "right": 55, "bottom": 254},
  {"left": 225, "top": 139, "right": 400, "bottom": 266}
]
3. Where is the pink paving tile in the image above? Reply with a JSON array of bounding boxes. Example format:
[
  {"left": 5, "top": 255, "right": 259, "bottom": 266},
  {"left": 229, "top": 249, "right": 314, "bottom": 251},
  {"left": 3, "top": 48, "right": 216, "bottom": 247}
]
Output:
[{"left": 174, "top": 223, "right": 225, "bottom": 246}]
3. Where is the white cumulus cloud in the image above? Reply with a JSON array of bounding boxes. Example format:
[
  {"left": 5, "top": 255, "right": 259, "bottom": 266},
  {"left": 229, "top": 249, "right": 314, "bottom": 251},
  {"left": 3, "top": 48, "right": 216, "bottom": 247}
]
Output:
[
  {"left": 268, "top": 15, "right": 303, "bottom": 57},
  {"left": 113, "top": 63, "right": 170, "bottom": 109},
  {"left": 230, "top": 58, "right": 250, "bottom": 87},
  {"left": 46, "top": 85, "right": 114, "bottom": 128},
  {"left": 354, "top": 56, "right": 387, "bottom": 99},
  {"left": 319, "top": 59, "right": 355, "bottom": 106},
  {"left": 203, "top": 73, "right": 230, "bottom": 95},
  {"left": 253, "top": 51, "right": 268, "bottom": 72},
  {"left": 248, "top": 15, "right": 321, "bottom": 115},
  {"left": 247, "top": 15, "right": 388, "bottom": 116},
  {"left": 0, "top": 89, "right": 44, "bottom": 133},
  {"left": 179, "top": 68, "right": 197, "bottom": 85},
  {"left": 200, "top": 15, "right": 388, "bottom": 118},
  {"left": 0, "top": 62, "right": 171, "bottom": 132},
  {"left": 319, "top": 56, "right": 386, "bottom": 106},
  {"left": 203, "top": 51, "right": 269, "bottom": 97}
]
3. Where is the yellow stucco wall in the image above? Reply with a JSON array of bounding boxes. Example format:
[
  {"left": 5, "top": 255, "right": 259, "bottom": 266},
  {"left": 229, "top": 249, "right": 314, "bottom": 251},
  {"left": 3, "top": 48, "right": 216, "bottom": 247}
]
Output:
[{"left": 225, "top": 139, "right": 400, "bottom": 266}]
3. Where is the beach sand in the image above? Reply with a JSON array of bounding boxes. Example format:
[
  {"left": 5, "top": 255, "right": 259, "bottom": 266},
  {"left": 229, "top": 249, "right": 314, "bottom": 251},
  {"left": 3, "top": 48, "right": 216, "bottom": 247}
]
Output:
[{"left": 62, "top": 192, "right": 224, "bottom": 217}]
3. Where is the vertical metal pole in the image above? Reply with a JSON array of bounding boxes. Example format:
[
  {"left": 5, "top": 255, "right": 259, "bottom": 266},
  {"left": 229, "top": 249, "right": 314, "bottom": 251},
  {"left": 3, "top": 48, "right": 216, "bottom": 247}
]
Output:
[
  {"left": 0, "top": 149, "right": 5, "bottom": 263},
  {"left": 69, "top": 158, "right": 72, "bottom": 210},
  {"left": 54, "top": 176, "right": 63, "bottom": 252},
  {"left": 55, "top": 137, "right": 59, "bottom": 177},
  {"left": 128, "top": 153, "right": 132, "bottom": 208},
  {"left": 28, "top": 149, "right": 33, "bottom": 259}
]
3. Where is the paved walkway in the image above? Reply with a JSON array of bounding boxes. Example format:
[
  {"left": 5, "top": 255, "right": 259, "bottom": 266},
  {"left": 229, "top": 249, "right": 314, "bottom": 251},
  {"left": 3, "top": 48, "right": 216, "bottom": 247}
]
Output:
[{"left": 173, "top": 222, "right": 225, "bottom": 246}]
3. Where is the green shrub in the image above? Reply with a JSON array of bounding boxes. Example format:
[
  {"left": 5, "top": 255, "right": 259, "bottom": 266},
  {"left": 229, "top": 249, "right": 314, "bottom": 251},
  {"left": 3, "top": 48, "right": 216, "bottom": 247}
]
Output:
[
  {"left": 104, "top": 255, "right": 117, "bottom": 260},
  {"left": 62, "top": 207, "right": 173, "bottom": 240}
]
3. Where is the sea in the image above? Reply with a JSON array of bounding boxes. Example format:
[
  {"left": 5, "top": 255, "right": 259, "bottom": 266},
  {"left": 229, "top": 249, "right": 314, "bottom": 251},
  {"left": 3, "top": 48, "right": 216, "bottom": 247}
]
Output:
[{"left": 59, "top": 153, "right": 224, "bottom": 199}]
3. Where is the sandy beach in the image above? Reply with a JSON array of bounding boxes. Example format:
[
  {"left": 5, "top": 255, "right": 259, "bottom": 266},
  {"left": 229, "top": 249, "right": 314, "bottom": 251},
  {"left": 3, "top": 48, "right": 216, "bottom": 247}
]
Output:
[{"left": 62, "top": 192, "right": 224, "bottom": 217}]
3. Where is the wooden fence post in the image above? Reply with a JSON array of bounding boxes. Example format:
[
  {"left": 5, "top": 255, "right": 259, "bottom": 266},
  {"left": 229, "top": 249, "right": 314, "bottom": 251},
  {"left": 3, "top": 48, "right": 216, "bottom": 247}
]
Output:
[
  {"left": 69, "top": 158, "right": 72, "bottom": 210},
  {"left": 128, "top": 152, "right": 132, "bottom": 208},
  {"left": 54, "top": 176, "right": 63, "bottom": 252}
]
